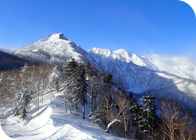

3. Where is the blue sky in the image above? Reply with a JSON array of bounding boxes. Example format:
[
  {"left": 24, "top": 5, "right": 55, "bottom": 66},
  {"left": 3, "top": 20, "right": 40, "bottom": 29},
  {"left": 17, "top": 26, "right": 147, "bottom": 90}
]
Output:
[{"left": 0, "top": 0, "right": 196, "bottom": 59}]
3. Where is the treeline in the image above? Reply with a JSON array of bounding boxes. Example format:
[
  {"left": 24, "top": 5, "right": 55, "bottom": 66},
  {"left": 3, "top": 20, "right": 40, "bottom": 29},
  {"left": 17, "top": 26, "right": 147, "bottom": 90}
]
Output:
[{"left": 0, "top": 59, "right": 196, "bottom": 140}]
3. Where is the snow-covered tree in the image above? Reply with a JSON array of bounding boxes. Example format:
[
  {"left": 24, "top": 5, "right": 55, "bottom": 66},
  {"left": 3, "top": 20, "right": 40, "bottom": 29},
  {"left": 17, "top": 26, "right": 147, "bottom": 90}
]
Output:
[
  {"left": 65, "top": 59, "right": 88, "bottom": 119},
  {"left": 75, "top": 65, "right": 88, "bottom": 119},
  {"left": 49, "top": 65, "right": 62, "bottom": 92},
  {"left": 130, "top": 92, "right": 158, "bottom": 139},
  {"left": 140, "top": 92, "right": 158, "bottom": 138},
  {"left": 85, "top": 62, "right": 103, "bottom": 117},
  {"left": 14, "top": 91, "right": 32, "bottom": 120}
]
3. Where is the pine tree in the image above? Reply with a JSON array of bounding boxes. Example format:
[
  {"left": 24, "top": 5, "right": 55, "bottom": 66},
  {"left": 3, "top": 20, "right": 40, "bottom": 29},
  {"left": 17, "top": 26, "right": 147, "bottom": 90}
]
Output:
[
  {"left": 130, "top": 92, "right": 158, "bottom": 139},
  {"left": 103, "top": 73, "right": 113, "bottom": 94},
  {"left": 65, "top": 58, "right": 79, "bottom": 107},
  {"left": 65, "top": 59, "right": 88, "bottom": 119},
  {"left": 75, "top": 65, "right": 88, "bottom": 119}
]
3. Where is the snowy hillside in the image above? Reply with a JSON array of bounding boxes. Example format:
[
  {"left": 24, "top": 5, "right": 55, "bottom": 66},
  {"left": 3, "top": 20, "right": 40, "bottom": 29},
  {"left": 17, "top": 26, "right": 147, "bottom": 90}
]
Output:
[{"left": 0, "top": 88, "right": 125, "bottom": 140}]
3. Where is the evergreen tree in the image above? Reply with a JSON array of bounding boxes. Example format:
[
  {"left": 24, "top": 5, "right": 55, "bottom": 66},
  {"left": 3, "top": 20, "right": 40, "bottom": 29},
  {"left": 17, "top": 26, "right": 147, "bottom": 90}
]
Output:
[
  {"left": 103, "top": 73, "right": 113, "bottom": 96},
  {"left": 65, "top": 59, "right": 88, "bottom": 119},
  {"left": 130, "top": 92, "right": 158, "bottom": 139},
  {"left": 75, "top": 65, "right": 88, "bottom": 119},
  {"left": 14, "top": 91, "right": 32, "bottom": 120},
  {"left": 140, "top": 92, "right": 158, "bottom": 138},
  {"left": 65, "top": 58, "right": 79, "bottom": 107}
]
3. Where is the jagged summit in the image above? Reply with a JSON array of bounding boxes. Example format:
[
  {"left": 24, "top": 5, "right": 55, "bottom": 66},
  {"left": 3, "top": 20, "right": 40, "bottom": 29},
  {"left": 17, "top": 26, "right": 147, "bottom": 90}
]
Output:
[
  {"left": 46, "top": 33, "right": 68, "bottom": 40},
  {"left": 89, "top": 47, "right": 148, "bottom": 67}
]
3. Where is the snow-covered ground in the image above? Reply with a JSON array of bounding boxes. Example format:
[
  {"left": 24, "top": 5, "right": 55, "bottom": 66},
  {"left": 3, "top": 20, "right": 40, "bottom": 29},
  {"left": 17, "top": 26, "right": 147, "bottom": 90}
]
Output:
[{"left": 0, "top": 89, "right": 126, "bottom": 140}]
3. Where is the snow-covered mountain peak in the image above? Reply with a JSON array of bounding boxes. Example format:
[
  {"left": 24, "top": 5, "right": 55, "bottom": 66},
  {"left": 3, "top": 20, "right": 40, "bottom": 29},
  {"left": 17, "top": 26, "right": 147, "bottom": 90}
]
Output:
[
  {"left": 89, "top": 48, "right": 150, "bottom": 67},
  {"left": 14, "top": 33, "right": 85, "bottom": 63},
  {"left": 113, "top": 49, "right": 140, "bottom": 62},
  {"left": 13, "top": 33, "right": 102, "bottom": 67},
  {"left": 88, "top": 47, "right": 113, "bottom": 57},
  {"left": 33, "top": 33, "right": 68, "bottom": 44},
  {"left": 113, "top": 48, "right": 131, "bottom": 54},
  {"left": 46, "top": 33, "right": 68, "bottom": 40}
]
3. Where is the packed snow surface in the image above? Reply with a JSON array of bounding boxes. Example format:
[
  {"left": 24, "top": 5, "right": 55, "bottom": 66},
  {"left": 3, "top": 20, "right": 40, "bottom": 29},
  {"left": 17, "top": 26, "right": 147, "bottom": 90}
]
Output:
[{"left": 0, "top": 90, "right": 125, "bottom": 140}]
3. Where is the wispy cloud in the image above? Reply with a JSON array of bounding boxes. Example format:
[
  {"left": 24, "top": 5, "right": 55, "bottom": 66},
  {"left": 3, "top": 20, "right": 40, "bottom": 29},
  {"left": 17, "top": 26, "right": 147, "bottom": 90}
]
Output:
[{"left": 186, "top": 45, "right": 196, "bottom": 60}]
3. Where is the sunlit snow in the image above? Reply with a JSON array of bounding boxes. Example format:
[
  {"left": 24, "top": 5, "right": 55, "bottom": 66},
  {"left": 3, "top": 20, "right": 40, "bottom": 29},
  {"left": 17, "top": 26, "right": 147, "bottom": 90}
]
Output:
[{"left": 1, "top": 89, "right": 126, "bottom": 140}]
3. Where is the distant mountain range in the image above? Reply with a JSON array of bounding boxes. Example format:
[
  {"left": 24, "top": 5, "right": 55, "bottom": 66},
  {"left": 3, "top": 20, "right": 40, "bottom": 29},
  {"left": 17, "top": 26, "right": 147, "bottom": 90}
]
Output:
[
  {"left": 0, "top": 48, "right": 15, "bottom": 54},
  {"left": 1, "top": 33, "right": 194, "bottom": 109},
  {"left": 0, "top": 50, "right": 32, "bottom": 71}
]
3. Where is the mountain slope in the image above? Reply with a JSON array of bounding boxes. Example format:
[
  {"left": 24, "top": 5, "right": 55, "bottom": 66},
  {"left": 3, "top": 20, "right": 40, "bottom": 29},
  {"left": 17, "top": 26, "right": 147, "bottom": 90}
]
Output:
[
  {"left": 14, "top": 33, "right": 94, "bottom": 65},
  {"left": 89, "top": 48, "right": 158, "bottom": 70},
  {"left": 89, "top": 48, "right": 196, "bottom": 80},
  {"left": 14, "top": 33, "right": 82, "bottom": 63},
  {"left": 88, "top": 48, "right": 196, "bottom": 109}
]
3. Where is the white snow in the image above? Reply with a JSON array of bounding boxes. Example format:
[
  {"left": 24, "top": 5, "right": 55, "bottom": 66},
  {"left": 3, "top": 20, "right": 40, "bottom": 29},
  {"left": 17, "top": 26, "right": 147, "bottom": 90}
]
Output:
[
  {"left": 89, "top": 47, "right": 196, "bottom": 80},
  {"left": 0, "top": 89, "right": 126, "bottom": 140},
  {"left": 88, "top": 47, "right": 196, "bottom": 110}
]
